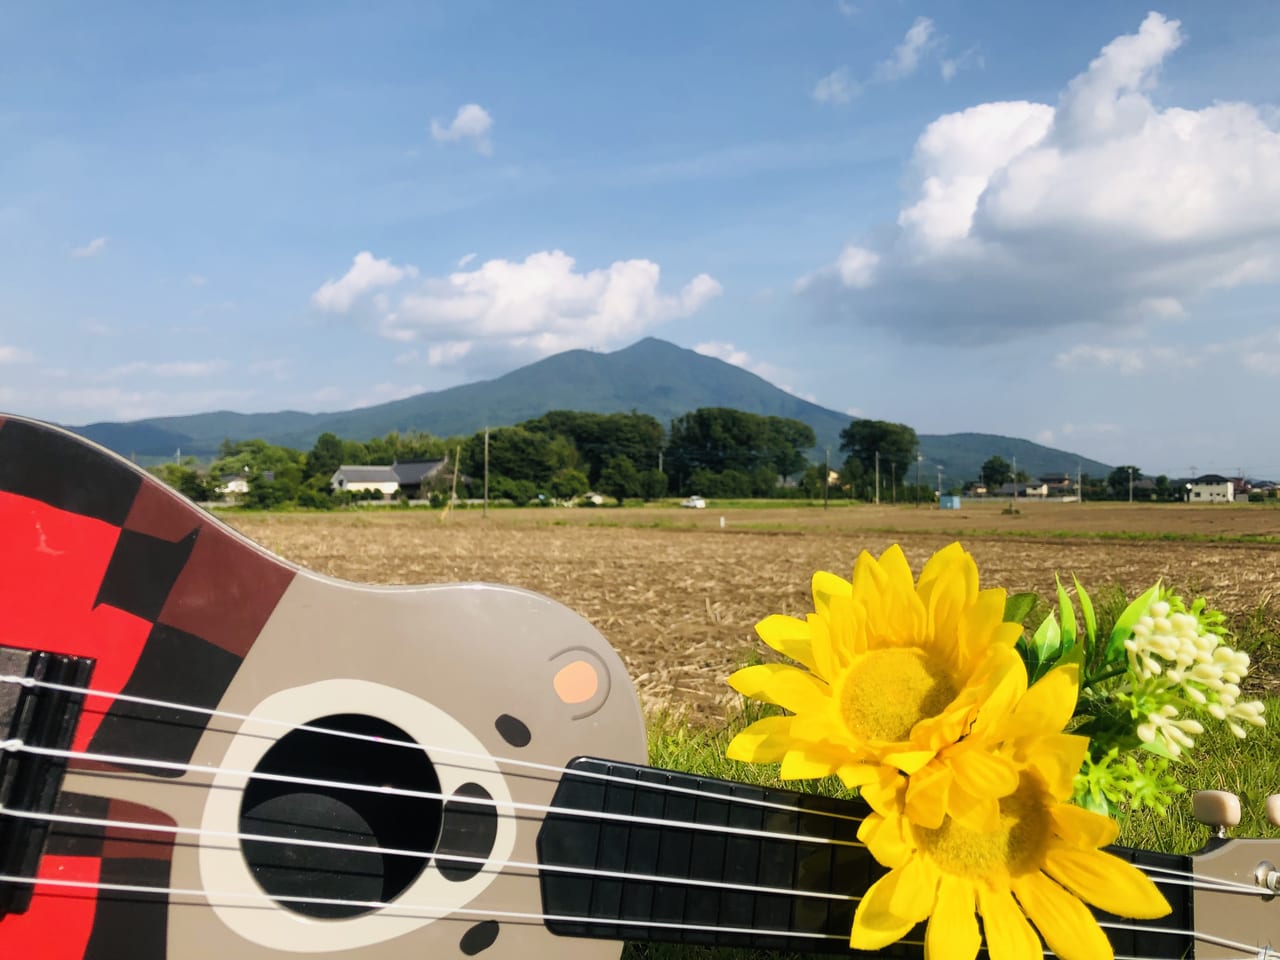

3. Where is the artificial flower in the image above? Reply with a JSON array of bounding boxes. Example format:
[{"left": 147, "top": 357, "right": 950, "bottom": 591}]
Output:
[
  {"left": 726, "top": 543, "right": 1025, "bottom": 812},
  {"left": 851, "top": 758, "right": 1171, "bottom": 960}
]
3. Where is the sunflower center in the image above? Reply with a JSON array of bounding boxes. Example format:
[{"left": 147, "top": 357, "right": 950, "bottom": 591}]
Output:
[
  {"left": 916, "top": 776, "right": 1051, "bottom": 879},
  {"left": 840, "top": 647, "right": 957, "bottom": 742}
]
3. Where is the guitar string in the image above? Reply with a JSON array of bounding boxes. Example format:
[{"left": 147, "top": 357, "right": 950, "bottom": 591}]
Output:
[
  {"left": 7, "top": 805, "right": 1262, "bottom": 901},
  {"left": 0, "top": 741, "right": 867, "bottom": 850},
  {"left": 0, "top": 806, "right": 861, "bottom": 904},
  {"left": 0, "top": 870, "right": 1260, "bottom": 960},
  {"left": 0, "top": 675, "right": 867, "bottom": 824},
  {"left": 2, "top": 681, "right": 1267, "bottom": 902}
]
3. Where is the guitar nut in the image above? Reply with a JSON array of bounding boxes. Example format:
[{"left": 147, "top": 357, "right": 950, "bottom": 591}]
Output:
[{"left": 1256, "top": 860, "right": 1280, "bottom": 896}]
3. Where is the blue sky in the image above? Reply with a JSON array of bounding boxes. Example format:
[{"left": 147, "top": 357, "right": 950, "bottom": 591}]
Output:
[{"left": 3, "top": 2, "right": 1279, "bottom": 477}]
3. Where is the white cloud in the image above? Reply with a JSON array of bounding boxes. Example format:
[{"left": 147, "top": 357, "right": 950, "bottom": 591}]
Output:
[
  {"left": 188, "top": 274, "right": 208, "bottom": 286},
  {"left": 456, "top": 252, "right": 477, "bottom": 268},
  {"left": 873, "top": 17, "right": 936, "bottom": 82},
  {"left": 248, "top": 358, "right": 291, "bottom": 379},
  {"left": 836, "top": 0, "right": 857, "bottom": 17},
  {"left": 813, "top": 68, "right": 859, "bottom": 105},
  {"left": 430, "top": 103, "right": 494, "bottom": 155},
  {"left": 72, "top": 236, "right": 107, "bottom": 258},
  {"left": 312, "top": 252, "right": 418, "bottom": 313},
  {"left": 52, "top": 386, "right": 251, "bottom": 422},
  {"left": 103, "top": 360, "right": 224, "bottom": 379},
  {"left": 318, "top": 249, "right": 721, "bottom": 372},
  {"left": 800, "top": 12, "right": 1280, "bottom": 342},
  {"left": 427, "top": 341, "right": 473, "bottom": 366},
  {"left": 0, "top": 344, "right": 33, "bottom": 364},
  {"left": 1053, "top": 344, "right": 1197, "bottom": 375},
  {"left": 693, "top": 341, "right": 814, "bottom": 400}
]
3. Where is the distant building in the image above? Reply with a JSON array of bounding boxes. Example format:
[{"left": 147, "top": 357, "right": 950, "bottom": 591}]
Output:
[
  {"left": 998, "top": 481, "right": 1049, "bottom": 498},
  {"left": 330, "top": 465, "right": 401, "bottom": 497},
  {"left": 1187, "top": 474, "right": 1234, "bottom": 503}
]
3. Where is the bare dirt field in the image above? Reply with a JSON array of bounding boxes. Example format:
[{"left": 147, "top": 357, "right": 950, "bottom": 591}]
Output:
[{"left": 226, "top": 500, "right": 1280, "bottom": 722}]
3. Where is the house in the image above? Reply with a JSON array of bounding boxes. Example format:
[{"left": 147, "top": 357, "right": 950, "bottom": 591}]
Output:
[
  {"left": 329, "top": 460, "right": 449, "bottom": 499},
  {"left": 1040, "top": 474, "right": 1075, "bottom": 496},
  {"left": 216, "top": 474, "right": 250, "bottom": 498},
  {"left": 388, "top": 460, "right": 448, "bottom": 499},
  {"left": 330, "top": 465, "right": 401, "bottom": 497},
  {"left": 997, "top": 481, "right": 1049, "bottom": 498},
  {"left": 1187, "top": 474, "right": 1234, "bottom": 503}
]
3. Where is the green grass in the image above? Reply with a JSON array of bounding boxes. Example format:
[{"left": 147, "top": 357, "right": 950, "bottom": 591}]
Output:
[{"left": 618, "top": 697, "right": 1280, "bottom": 960}]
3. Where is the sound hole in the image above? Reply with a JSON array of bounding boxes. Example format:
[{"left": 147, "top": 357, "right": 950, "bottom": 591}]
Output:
[{"left": 239, "top": 713, "right": 442, "bottom": 919}]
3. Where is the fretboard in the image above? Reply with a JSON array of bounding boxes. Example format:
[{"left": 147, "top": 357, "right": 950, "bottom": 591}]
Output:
[{"left": 537, "top": 758, "right": 1193, "bottom": 958}]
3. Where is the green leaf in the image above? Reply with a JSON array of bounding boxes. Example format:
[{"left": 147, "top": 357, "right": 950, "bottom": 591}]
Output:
[
  {"left": 1104, "top": 582, "right": 1161, "bottom": 664},
  {"left": 1005, "top": 591, "right": 1038, "bottom": 625},
  {"left": 1073, "top": 575, "right": 1097, "bottom": 646},
  {"left": 1055, "top": 575, "right": 1076, "bottom": 649}
]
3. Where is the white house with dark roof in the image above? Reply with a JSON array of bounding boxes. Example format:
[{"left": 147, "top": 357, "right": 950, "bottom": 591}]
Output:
[
  {"left": 1187, "top": 474, "right": 1234, "bottom": 503},
  {"left": 329, "top": 460, "right": 448, "bottom": 498},
  {"left": 330, "top": 465, "right": 401, "bottom": 496}
]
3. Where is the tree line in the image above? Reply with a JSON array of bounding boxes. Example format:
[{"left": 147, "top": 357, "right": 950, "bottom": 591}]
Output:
[{"left": 147, "top": 409, "right": 941, "bottom": 509}]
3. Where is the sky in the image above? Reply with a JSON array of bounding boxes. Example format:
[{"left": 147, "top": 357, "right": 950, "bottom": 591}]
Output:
[{"left": 2, "top": 2, "right": 1279, "bottom": 478}]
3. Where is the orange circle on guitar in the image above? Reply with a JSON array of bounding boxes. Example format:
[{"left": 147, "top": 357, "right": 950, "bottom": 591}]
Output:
[{"left": 553, "top": 659, "right": 599, "bottom": 704}]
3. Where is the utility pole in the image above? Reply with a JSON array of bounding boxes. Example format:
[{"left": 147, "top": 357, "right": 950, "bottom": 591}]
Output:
[
  {"left": 483, "top": 427, "right": 490, "bottom": 518},
  {"left": 874, "top": 451, "right": 880, "bottom": 505},
  {"left": 936, "top": 465, "right": 943, "bottom": 505},
  {"left": 915, "top": 454, "right": 923, "bottom": 507},
  {"left": 1128, "top": 465, "right": 1134, "bottom": 503},
  {"left": 1077, "top": 464, "right": 1082, "bottom": 504},
  {"left": 1011, "top": 455, "right": 1017, "bottom": 499},
  {"left": 891, "top": 462, "right": 896, "bottom": 504},
  {"left": 824, "top": 447, "right": 830, "bottom": 511}
]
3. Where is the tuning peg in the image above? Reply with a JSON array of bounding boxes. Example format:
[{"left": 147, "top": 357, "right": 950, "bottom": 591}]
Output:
[
  {"left": 1267, "top": 794, "right": 1280, "bottom": 828},
  {"left": 1192, "top": 790, "right": 1241, "bottom": 838}
]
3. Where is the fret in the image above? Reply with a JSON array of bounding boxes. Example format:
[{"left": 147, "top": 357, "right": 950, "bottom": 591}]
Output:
[{"left": 537, "top": 758, "right": 1196, "bottom": 959}]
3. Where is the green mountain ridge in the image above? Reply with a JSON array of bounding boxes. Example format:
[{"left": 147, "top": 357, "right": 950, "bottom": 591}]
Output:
[{"left": 66, "top": 337, "right": 1112, "bottom": 482}]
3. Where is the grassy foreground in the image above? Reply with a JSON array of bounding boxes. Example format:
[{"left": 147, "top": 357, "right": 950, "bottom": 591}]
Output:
[{"left": 618, "top": 698, "right": 1280, "bottom": 960}]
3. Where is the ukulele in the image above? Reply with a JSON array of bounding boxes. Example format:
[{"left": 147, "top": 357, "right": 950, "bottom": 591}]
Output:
[{"left": 0, "top": 414, "right": 1275, "bottom": 960}]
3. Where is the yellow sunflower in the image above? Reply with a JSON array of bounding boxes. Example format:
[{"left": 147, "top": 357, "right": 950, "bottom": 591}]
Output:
[
  {"left": 851, "top": 747, "right": 1171, "bottom": 960},
  {"left": 726, "top": 543, "right": 1024, "bottom": 803}
]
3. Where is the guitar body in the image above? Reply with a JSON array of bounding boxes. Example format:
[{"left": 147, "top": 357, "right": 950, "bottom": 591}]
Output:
[{"left": 0, "top": 414, "right": 646, "bottom": 960}]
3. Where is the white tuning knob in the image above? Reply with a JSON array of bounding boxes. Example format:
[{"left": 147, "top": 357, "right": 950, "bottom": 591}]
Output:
[
  {"left": 1192, "top": 790, "right": 1241, "bottom": 838},
  {"left": 1267, "top": 794, "right": 1280, "bottom": 828}
]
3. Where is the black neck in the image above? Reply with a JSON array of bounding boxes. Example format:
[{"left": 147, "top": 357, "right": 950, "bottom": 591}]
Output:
[{"left": 537, "top": 758, "right": 1192, "bottom": 958}]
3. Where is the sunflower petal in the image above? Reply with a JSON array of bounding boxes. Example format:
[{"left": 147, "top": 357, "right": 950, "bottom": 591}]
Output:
[
  {"left": 724, "top": 716, "right": 795, "bottom": 763},
  {"left": 976, "top": 884, "right": 1042, "bottom": 960},
  {"left": 726, "top": 663, "right": 830, "bottom": 713},
  {"left": 779, "top": 747, "right": 839, "bottom": 780},
  {"left": 850, "top": 868, "right": 920, "bottom": 951},
  {"left": 926, "top": 875, "right": 980, "bottom": 960},
  {"left": 857, "top": 810, "right": 914, "bottom": 868},
  {"left": 950, "top": 745, "right": 1020, "bottom": 800},
  {"left": 755, "top": 614, "right": 819, "bottom": 672},
  {"left": 904, "top": 760, "right": 952, "bottom": 830},
  {"left": 1013, "top": 872, "right": 1114, "bottom": 960},
  {"left": 888, "top": 854, "right": 940, "bottom": 922},
  {"left": 1049, "top": 801, "right": 1119, "bottom": 849},
  {"left": 1015, "top": 663, "right": 1080, "bottom": 735},
  {"left": 1042, "top": 846, "right": 1171, "bottom": 919},
  {"left": 1023, "top": 734, "right": 1090, "bottom": 799}
]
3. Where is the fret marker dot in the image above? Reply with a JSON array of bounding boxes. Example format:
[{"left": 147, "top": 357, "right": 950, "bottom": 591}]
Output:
[{"left": 553, "top": 659, "right": 598, "bottom": 705}]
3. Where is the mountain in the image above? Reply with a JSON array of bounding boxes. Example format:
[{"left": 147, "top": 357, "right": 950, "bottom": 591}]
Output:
[{"left": 67, "top": 338, "right": 1111, "bottom": 481}]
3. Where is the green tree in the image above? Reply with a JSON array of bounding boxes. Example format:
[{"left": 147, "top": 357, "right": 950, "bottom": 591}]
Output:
[
  {"left": 305, "top": 432, "right": 346, "bottom": 480},
  {"left": 838, "top": 419, "right": 919, "bottom": 486},
  {"left": 980, "top": 456, "right": 1013, "bottom": 490},
  {"left": 549, "top": 468, "right": 590, "bottom": 501},
  {"left": 638, "top": 468, "right": 668, "bottom": 502},
  {"left": 666, "top": 408, "right": 814, "bottom": 494},
  {"left": 598, "top": 455, "right": 641, "bottom": 504},
  {"left": 149, "top": 462, "right": 211, "bottom": 502},
  {"left": 1155, "top": 475, "right": 1171, "bottom": 500},
  {"left": 1107, "top": 465, "right": 1143, "bottom": 500},
  {"left": 522, "top": 410, "right": 663, "bottom": 485},
  {"left": 461, "top": 427, "right": 574, "bottom": 486}
]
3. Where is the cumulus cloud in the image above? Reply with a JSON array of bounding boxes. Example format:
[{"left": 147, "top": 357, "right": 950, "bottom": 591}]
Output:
[
  {"left": 316, "top": 249, "right": 721, "bottom": 372},
  {"left": 431, "top": 103, "right": 494, "bottom": 155},
  {"left": 1054, "top": 343, "right": 1198, "bottom": 375},
  {"left": 72, "top": 236, "right": 107, "bottom": 258},
  {"left": 800, "top": 12, "right": 1280, "bottom": 342},
  {"left": 312, "top": 252, "right": 418, "bottom": 313}
]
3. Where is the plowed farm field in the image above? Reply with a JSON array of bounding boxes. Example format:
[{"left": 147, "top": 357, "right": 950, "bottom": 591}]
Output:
[{"left": 227, "top": 500, "right": 1280, "bottom": 722}]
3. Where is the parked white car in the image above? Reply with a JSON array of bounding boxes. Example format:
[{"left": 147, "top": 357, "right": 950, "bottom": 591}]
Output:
[{"left": 681, "top": 495, "right": 707, "bottom": 509}]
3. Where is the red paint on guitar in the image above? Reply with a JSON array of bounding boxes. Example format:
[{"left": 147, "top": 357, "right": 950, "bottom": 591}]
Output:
[
  {"left": 0, "top": 491, "right": 152, "bottom": 751},
  {"left": 1, "top": 856, "right": 100, "bottom": 960}
]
